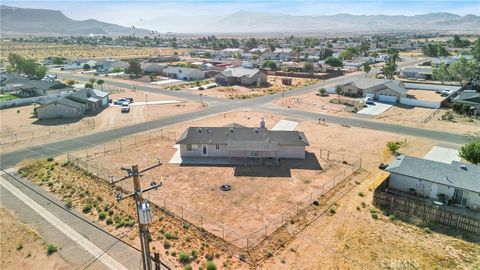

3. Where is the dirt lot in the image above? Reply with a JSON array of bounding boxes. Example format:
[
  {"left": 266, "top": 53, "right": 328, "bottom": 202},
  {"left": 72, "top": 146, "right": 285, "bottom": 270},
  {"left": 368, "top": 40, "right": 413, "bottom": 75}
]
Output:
[
  {"left": 18, "top": 160, "right": 246, "bottom": 270},
  {"left": 406, "top": 89, "right": 445, "bottom": 101},
  {"left": 260, "top": 170, "right": 480, "bottom": 270},
  {"left": 275, "top": 91, "right": 360, "bottom": 116},
  {"left": 71, "top": 111, "right": 438, "bottom": 247},
  {"left": 376, "top": 106, "right": 480, "bottom": 134},
  {"left": 0, "top": 207, "right": 71, "bottom": 270},
  {"left": 0, "top": 89, "right": 203, "bottom": 151},
  {"left": 189, "top": 76, "right": 318, "bottom": 99},
  {"left": 1, "top": 42, "right": 191, "bottom": 61}
]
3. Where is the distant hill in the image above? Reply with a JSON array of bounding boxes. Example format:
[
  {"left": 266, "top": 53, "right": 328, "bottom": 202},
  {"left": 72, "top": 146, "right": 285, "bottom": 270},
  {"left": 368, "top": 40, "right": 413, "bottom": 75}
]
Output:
[
  {"left": 0, "top": 5, "right": 151, "bottom": 36},
  {"left": 139, "top": 11, "right": 480, "bottom": 34}
]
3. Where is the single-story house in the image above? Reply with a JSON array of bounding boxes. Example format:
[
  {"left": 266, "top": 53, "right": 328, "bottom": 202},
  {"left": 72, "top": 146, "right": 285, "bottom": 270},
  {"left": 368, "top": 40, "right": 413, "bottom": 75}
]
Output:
[
  {"left": 96, "top": 59, "right": 130, "bottom": 73},
  {"left": 163, "top": 66, "right": 205, "bottom": 81},
  {"left": 340, "top": 78, "right": 407, "bottom": 101},
  {"left": 215, "top": 68, "right": 267, "bottom": 86},
  {"left": 399, "top": 67, "right": 433, "bottom": 80},
  {"left": 176, "top": 123, "right": 309, "bottom": 161},
  {"left": 35, "top": 98, "right": 86, "bottom": 119},
  {"left": 386, "top": 155, "right": 480, "bottom": 211},
  {"left": 452, "top": 91, "right": 480, "bottom": 113},
  {"left": 0, "top": 73, "right": 69, "bottom": 97},
  {"left": 35, "top": 88, "right": 109, "bottom": 119},
  {"left": 66, "top": 88, "right": 109, "bottom": 112},
  {"left": 141, "top": 63, "right": 167, "bottom": 74}
]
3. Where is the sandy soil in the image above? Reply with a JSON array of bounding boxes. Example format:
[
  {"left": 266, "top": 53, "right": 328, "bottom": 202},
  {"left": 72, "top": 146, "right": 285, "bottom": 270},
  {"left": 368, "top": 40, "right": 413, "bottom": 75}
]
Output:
[
  {"left": 19, "top": 160, "right": 246, "bottom": 270},
  {"left": 1, "top": 42, "right": 191, "bottom": 61},
  {"left": 260, "top": 171, "right": 480, "bottom": 270},
  {"left": 274, "top": 91, "right": 360, "bottom": 116},
  {"left": 406, "top": 89, "right": 446, "bottom": 101},
  {"left": 75, "top": 111, "right": 438, "bottom": 246},
  {"left": 0, "top": 89, "right": 203, "bottom": 151},
  {"left": 376, "top": 106, "right": 480, "bottom": 134},
  {"left": 0, "top": 207, "right": 71, "bottom": 270},
  {"left": 190, "top": 76, "right": 318, "bottom": 99}
]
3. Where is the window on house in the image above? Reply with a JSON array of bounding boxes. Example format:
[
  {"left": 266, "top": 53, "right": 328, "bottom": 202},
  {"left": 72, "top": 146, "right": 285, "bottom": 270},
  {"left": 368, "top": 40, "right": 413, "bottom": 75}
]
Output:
[
  {"left": 216, "top": 145, "right": 220, "bottom": 150},
  {"left": 187, "top": 144, "right": 192, "bottom": 151}
]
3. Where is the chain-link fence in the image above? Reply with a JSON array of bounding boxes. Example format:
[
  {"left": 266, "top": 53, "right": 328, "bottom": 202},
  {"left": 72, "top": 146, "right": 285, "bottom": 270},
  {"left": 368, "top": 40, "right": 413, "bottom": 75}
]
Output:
[{"left": 1, "top": 118, "right": 95, "bottom": 146}]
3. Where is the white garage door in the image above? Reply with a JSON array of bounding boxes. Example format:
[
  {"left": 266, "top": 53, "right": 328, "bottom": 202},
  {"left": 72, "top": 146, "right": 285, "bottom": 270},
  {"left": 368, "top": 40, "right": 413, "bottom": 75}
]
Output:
[
  {"left": 365, "top": 93, "right": 375, "bottom": 99},
  {"left": 378, "top": 95, "right": 396, "bottom": 103}
]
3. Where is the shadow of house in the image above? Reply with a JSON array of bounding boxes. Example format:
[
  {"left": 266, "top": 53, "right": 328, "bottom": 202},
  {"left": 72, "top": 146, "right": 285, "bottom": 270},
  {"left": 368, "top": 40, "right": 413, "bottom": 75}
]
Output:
[{"left": 233, "top": 151, "right": 322, "bottom": 177}]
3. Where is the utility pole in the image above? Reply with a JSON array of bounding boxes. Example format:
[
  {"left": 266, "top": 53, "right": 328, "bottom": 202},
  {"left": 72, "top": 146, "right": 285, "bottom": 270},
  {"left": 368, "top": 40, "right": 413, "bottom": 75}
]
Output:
[{"left": 110, "top": 161, "right": 162, "bottom": 270}]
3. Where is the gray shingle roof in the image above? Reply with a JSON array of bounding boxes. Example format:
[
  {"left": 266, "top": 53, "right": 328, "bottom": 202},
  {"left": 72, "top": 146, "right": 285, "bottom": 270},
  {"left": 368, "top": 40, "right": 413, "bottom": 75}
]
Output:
[
  {"left": 343, "top": 78, "right": 407, "bottom": 95},
  {"left": 176, "top": 126, "right": 309, "bottom": 148},
  {"left": 219, "top": 68, "right": 261, "bottom": 79},
  {"left": 452, "top": 92, "right": 480, "bottom": 104},
  {"left": 386, "top": 155, "right": 480, "bottom": 193}
]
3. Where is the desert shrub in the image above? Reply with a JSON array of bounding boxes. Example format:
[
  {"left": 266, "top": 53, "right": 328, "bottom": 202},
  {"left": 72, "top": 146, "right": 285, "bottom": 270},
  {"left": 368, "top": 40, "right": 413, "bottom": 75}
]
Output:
[
  {"left": 184, "top": 265, "right": 192, "bottom": 270},
  {"left": 47, "top": 157, "right": 54, "bottom": 162},
  {"left": 369, "top": 208, "right": 377, "bottom": 214},
  {"left": 386, "top": 141, "right": 402, "bottom": 154},
  {"left": 106, "top": 217, "right": 113, "bottom": 225},
  {"left": 178, "top": 251, "right": 190, "bottom": 263},
  {"left": 361, "top": 201, "right": 367, "bottom": 208},
  {"left": 163, "top": 240, "right": 171, "bottom": 249},
  {"left": 424, "top": 227, "right": 432, "bottom": 233},
  {"left": 266, "top": 251, "right": 273, "bottom": 258},
  {"left": 98, "top": 211, "right": 106, "bottom": 220},
  {"left": 205, "top": 261, "right": 217, "bottom": 270},
  {"left": 47, "top": 244, "right": 58, "bottom": 255},
  {"left": 191, "top": 249, "right": 198, "bottom": 259},
  {"left": 82, "top": 203, "right": 93, "bottom": 213},
  {"left": 171, "top": 251, "right": 177, "bottom": 257},
  {"left": 329, "top": 207, "right": 336, "bottom": 214},
  {"left": 358, "top": 192, "right": 365, "bottom": 197},
  {"left": 16, "top": 243, "right": 23, "bottom": 251},
  {"left": 164, "top": 232, "right": 174, "bottom": 240},
  {"left": 65, "top": 199, "right": 73, "bottom": 208},
  {"left": 389, "top": 214, "right": 396, "bottom": 221},
  {"left": 115, "top": 220, "right": 125, "bottom": 228},
  {"left": 371, "top": 213, "right": 379, "bottom": 219}
]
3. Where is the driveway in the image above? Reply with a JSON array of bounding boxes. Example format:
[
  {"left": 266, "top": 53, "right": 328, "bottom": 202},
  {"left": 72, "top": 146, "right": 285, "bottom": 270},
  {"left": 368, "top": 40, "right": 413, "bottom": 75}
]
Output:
[
  {"left": 357, "top": 102, "right": 392, "bottom": 116},
  {"left": 272, "top": 120, "right": 299, "bottom": 131},
  {"left": 423, "top": 145, "right": 461, "bottom": 164}
]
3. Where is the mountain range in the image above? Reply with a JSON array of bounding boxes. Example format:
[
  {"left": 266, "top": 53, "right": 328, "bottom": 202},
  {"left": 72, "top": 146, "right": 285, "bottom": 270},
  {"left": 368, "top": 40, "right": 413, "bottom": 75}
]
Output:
[
  {"left": 1, "top": 5, "right": 479, "bottom": 36},
  {"left": 0, "top": 5, "right": 150, "bottom": 36},
  {"left": 139, "top": 11, "right": 480, "bottom": 34}
]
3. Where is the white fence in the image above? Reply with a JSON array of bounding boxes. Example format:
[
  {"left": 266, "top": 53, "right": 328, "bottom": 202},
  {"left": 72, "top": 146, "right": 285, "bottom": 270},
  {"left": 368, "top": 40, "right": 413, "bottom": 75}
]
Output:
[{"left": 399, "top": 97, "right": 441, "bottom": 108}]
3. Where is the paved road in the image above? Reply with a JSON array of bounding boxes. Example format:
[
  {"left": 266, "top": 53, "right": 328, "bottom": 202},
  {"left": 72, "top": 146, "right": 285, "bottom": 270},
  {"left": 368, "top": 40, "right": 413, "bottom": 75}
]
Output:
[{"left": 0, "top": 169, "right": 146, "bottom": 269}]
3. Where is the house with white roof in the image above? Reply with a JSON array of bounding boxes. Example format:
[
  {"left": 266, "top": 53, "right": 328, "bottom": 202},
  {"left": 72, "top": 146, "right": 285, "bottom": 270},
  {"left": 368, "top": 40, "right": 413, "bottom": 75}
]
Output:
[{"left": 163, "top": 66, "right": 205, "bottom": 81}]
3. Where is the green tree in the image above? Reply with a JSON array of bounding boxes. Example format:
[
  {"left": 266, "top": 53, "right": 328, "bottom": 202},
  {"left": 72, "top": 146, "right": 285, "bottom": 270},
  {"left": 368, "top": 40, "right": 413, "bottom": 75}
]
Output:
[
  {"left": 459, "top": 139, "right": 480, "bottom": 164},
  {"left": 436, "top": 44, "right": 449, "bottom": 57},
  {"left": 448, "top": 57, "right": 479, "bottom": 87},
  {"left": 35, "top": 65, "right": 48, "bottom": 79},
  {"left": 432, "top": 63, "right": 451, "bottom": 84},
  {"left": 126, "top": 59, "right": 142, "bottom": 77},
  {"left": 386, "top": 141, "right": 401, "bottom": 155},
  {"left": 363, "top": 62, "right": 371, "bottom": 76},
  {"left": 335, "top": 85, "right": 343, "bottom": 99},
  {"left": 262, "top": 60, "right": 277, "bottom": 71},
  {"left": 382, "top": 60, "right": 397, "bottom": 79},
  {"left": 245, "top": 38, "right": 258, "bottom": 50},
  {"left": 324, "top": 56, "right": 343, "bottom": 67},
  {"left": 386, "top": 48, "right": 400, "bottom": 62},
  {"left": 472, "top": 37, "right": 480, "bottom": 61},
  {"left": 303, "top": 61, "right": 314, "bottom": 73},
  {"left": 66, "top": 80, "right": 76, "bottom": 86},
  {"left": 452, "top": 35, "right": 470, "bottom": 48},
  {"left": 52, "top": 57, "right": 64, "bottom": 65},
  {"left": 83, "top": 64, "right": 91, "bottom": 70},
  {"left": 21, "top": 59, "right": 37, "bottom": 78},
  {"left": 149, "top": 74, "right": 157, "bottom": 82},
  {"left": 340, "top": 47, "right": 357, "bottom": 60},
  {"left": 84, "top": 82, "right": 94, "bottom": 88},
  {"left": 96, "top": 79, "right": 105, "bottom": 90},
  {"left": 8, "top": 53, "right": 25, "bottom": 71}
]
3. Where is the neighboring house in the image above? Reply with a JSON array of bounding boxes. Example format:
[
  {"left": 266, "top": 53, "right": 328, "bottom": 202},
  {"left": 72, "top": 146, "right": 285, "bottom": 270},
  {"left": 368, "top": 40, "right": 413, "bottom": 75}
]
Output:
[
  {"left": 176, "top": 123, "right": 309, "bottom": 161},
  {"left": 385, "top": 155, "right": 480, "bottom": 211},
  {"left": 163, "top": 66, "right": 205, "bottom": 81},
  {"left": 399, "top": 67, "right": 433, "bottom": 80},
  {"left": 0, "top": 74, "right": 68, "bottom": 97},
  {"left": 452, "top": 91, "right": 480, "bottom": 113},
  {"left": 96, "top": 59, "right": 130, "bottom": 73},
  {"left": 35, "top": 98, "right": 86, "bottom": 119},
  {"left": 141, "top": 63, "right": 167, "bottom": 74},
  {"left": 62, "top": 60, "right": 84, "bottom": 70},
  {"left": 215, "top": 68, "right": 267, "bottom": 86},
  {"left": 35, "top": 88, "right": 109, "bottom": 119},
  {"left": 340, "top": 78, "right": 407, "bottom": 101}
]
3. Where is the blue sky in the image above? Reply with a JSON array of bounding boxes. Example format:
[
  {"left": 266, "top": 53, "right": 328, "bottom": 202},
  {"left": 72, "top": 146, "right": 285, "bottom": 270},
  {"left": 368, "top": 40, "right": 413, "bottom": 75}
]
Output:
[{"left": 3, "top": 1, "right": 479, "bottom": 26}]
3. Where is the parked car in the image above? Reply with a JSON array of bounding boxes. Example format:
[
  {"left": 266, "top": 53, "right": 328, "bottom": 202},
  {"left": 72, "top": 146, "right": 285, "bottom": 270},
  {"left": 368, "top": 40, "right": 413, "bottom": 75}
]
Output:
[
  {"left": 364, "top": 96, "right": 374, "bottom": 105},
  {"left": 441, "top": 90, "right": 452, "bottom": 97},
  {"left": 114, "top": 98, "right": 130, "bottom": 105},
  {"left": 120, "top": 102, "right": 130, "bottom": 113}
]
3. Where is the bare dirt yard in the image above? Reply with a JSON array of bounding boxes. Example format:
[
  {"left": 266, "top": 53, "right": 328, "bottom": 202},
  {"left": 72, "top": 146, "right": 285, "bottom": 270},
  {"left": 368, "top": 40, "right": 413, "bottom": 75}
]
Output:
[
  {"left": 375, "top": 106, "right": 480, "bottom": 134},
  {"left": 275, "top": 91, "right": 361, "bottom": 116},
  {"left": 406, "top": 89, "right": 446, "bottom": 101},
  {"left": 0, "top": 89, "right": 203, "bottom": 151},
  {"left": 260, "top": 170, "right": 480, "bottom": 270},
  {"left": 189, "top": 76, "right": 318, "bottom": 99},
  {"left": 68, "top": 111, "right": 438, "bottom": 249},
  {"left": 0, "top": 207, "right": 71, "bottom": 270}
]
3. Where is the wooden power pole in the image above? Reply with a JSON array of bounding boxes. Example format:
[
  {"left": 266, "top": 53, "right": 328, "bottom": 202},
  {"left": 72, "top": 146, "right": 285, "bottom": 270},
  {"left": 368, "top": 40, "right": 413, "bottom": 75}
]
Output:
[{"left": 110, "top": 161, "right": 162, "bottom": 270}]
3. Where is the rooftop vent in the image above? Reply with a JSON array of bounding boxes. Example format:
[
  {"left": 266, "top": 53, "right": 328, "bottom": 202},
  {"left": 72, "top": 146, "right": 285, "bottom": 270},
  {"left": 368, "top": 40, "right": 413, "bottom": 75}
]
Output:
[
  {"left": 460, "top": 165, "right": 468, "bottom": 171},
  {"left": 254, "top": 128, "right": 260, "bottom": 134},
  {"left": 229, "top": 128, "right": 234, "bottom": 133},
  {"left": 197, "top": 128, "right": 202, "bottom": 133}
]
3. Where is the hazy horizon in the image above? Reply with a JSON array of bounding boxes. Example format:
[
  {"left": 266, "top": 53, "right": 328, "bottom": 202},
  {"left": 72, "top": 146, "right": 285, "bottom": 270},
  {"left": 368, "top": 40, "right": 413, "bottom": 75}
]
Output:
[{"left": 3, "top": 0, "right": 479, "bottom": 28}]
